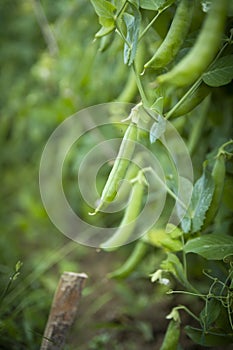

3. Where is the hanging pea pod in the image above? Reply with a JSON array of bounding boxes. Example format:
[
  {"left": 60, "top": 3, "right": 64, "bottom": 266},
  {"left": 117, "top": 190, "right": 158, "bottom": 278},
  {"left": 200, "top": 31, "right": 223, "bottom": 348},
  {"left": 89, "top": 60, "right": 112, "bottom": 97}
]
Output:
[
  {"left": 107, "top": 240, "right": 149, "bottom": 279},
  {"left": 144, "top": 0, "right": 194, "bottom": 70},
  {"left": 100, "top": 170, "right": 147, "bottom": 250},
  {"left": 90, "top": 122, "right": 138, "bottom": 215},
  {"left": 156, "top": 0, "right": 228, "bottom": 87},
  {"left": 160, "top": 320, "right": 180, "bottom": 350}
]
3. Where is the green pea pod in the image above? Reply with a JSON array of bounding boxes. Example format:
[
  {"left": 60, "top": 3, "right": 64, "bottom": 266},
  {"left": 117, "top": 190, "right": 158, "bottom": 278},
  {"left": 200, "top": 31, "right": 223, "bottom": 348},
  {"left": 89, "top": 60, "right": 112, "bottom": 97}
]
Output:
[
  {"left": 100, "top": 170, "right": 147, "bottom": 250},
  {"left": 116, "top": 153, "right": 143, "bottom": 203},
  {"left": 168, "top": 83, "right": 211, "bottom": 119},
  {"left": 203, "top": 153, "right": 225, "bottom": 227},
  {"left": 160, "top": 320, "right": 180, "bottom": 350},
  {"left": 157, "top": 0, "right": 228, "bottom": 87},
  {"left": 144, "top": 0, "right": 194, "bottom": 70},
  {"left": 90, "top": 122, "right": 137, "bottom": 215},
  {"left": 107, "top": 240, "right": 149, "bottom": 279}
]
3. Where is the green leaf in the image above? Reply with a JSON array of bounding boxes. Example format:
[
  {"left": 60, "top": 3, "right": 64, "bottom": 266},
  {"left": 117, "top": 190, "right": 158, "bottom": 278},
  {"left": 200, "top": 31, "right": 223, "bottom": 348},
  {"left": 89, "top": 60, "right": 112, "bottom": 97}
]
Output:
[
  {"left": 200, "top": 299, "right": 222, "bottom": 330},
  {"left": 149, "top": 115, "right": 166, "bottom": 143},
  {"left": 123, "top": 7, "right": 141, "bottom": 65},
  {"left": 90, "top": 0, "right": 116, "bottom": 28},
  {"left": 139, "top": 0, "right": 175, "bottom": 11},
  {"left": 184, "top": 233, "right": 233, "bottom": 260},
  {"left": 203, "top": 55, "right": 233, "bottom": 87},
  {"left": 185, "top": 326, "right": 233, "bottom": 346},
  {"left": 181, "top": 168, "right": 214, "bottom": 233}
]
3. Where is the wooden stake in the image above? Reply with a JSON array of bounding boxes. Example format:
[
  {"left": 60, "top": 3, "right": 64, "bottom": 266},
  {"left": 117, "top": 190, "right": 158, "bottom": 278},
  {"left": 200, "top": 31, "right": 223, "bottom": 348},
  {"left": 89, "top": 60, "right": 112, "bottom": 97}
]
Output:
[{"left": 40, "top": 272, "right": 88, "bottom": 350}]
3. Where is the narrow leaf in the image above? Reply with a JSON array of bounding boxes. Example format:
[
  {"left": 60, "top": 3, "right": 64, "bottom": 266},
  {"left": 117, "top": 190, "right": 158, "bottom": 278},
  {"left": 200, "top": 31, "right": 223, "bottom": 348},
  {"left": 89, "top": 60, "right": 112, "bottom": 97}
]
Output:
[
  {"left": 191, "top": 169, "right": 214, "bottom": 232},
  {"left": 123, "top": 7, "right": 141, "bottom": 65},
  {"left": 184, "top": 233, "right": 233, "bottom": 260},
  {"left": 203, "top": 55, "right": 233, "bottom": 87},
  {"left": 181, "top": 168, "right": 214, "bottom": 233}
]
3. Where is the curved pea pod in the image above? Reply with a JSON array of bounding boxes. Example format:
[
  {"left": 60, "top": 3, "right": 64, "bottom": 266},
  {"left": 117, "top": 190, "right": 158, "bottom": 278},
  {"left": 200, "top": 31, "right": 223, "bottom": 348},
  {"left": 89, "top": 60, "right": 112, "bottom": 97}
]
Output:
[
  {"left": 156, "top": 0, "right": 228, "bottom": 87},
  {"left": 116, "top": 153, "right": 143, "bottom": 203},
  {"left": 90, "top": 122, "right": 137, "bottom": 215},
  {"left": 144, "top": 0, "right": 194, "bottom": 70},
  {"left": 160, "top": 320, "right": 180, "bottom": 350},
  {"left": 203, "top": 153, "right": 226, "bottom": 228},
  {"left": 107, "top": 240, "right": 149, "bottom": 279},
  {"left": 168, "top": 83, "right": 211, "bottom": 119},
  {"left": 100, "top": 171, "right": 147, "bottom": 250}
]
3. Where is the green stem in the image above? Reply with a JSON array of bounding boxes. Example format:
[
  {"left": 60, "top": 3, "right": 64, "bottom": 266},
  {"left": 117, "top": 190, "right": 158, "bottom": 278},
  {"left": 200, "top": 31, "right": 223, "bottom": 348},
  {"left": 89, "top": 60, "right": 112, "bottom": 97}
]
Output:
[
  {"left": 165, "top": 79, "right": 202, "bottom": 120},
  {"left": 139, "top": 10, "right": 161, "bottom": 41},
  {"left": 187, "top": 95, "right": 210, "bottom": 155},
  {"left": 115, "top": 0, "right": 128, "bottom": 20},
  {"left": 132, "top": 63, "right": 149, "bottom": 106},
  {"left": 139, "top": 5, "right": 171, "bottom": 42},
  {"left": 173, "top": 305, "right": 200, "bottom": 323}
]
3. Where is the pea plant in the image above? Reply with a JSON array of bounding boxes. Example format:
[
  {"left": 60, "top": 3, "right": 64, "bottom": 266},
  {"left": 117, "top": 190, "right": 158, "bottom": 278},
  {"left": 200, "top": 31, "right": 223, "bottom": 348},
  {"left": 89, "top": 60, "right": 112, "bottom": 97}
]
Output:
[{"left": 90, "top": 0, "right": 233, "bottom": 348}]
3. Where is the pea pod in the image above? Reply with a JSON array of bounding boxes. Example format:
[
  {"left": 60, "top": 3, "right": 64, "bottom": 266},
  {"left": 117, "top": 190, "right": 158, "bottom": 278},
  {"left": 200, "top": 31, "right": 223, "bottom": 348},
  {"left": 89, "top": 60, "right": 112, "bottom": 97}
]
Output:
[
  {"left": 116, "top": 153, "right": 143, "bottom": 203},
  {"left": 144, "top": 0, "right": 194, "bottom": 70},
  {"left": 203, "top": 153, "right": 225, "bottom": 228},
  {"left": 156, "top": 0, "right": 228, "bottom": 87},
  {"left": 160, "top": 320, "right": 180, "bottom": 350},
  {"left": 90, "top": 122, "right": 137, "bottom": 215},
  {"left": 100, "top": 170, "right": 147, "bottom": 250},
  {"left": 107, "top": 240, "right": 149, "bottom": 279}
]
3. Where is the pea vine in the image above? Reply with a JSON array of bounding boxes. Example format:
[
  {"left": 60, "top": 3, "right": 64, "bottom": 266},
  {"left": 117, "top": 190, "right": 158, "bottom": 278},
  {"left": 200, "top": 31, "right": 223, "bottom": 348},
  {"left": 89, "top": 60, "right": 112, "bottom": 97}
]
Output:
[{"left": 90, "top": 0, "right": 233, "bottom": 348}]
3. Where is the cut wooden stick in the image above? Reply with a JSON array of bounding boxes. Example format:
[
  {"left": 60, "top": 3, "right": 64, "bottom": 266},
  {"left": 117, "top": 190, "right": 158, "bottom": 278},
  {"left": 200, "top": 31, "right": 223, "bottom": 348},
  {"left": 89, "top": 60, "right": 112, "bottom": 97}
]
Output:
[{"left": 40, "top": 272, "right": 88, "bottom": 350}]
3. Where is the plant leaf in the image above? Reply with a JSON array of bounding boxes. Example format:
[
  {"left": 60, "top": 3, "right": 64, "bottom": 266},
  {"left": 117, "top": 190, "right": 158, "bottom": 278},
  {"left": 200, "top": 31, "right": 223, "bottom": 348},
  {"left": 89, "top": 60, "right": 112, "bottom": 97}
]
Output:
[
  {"left": 184, "top": 233, "right": 233, "bottom": 260},
  {"left": 139, "top": 0, "right": 175, "bottom": 11},
  {"left": 185, "top": 326, "right": 233, "bottom": 346},
  {"left": 181, "top": 168, "right": 214, "bottom": 233},
  {"left": 90, "top": 0, "right": 116, "bottom": 29},
  {"left": 203, "top": 55, "right": 233, "bottom": 87},
  {"left": 123, "top": 7, "right": 141, "bottom": 66},
  {"left": 149, "top": 115, "right": 166, "bottom": 143},
  {"left": 200, "top": 299, "right": 222, "bottom": 330}
]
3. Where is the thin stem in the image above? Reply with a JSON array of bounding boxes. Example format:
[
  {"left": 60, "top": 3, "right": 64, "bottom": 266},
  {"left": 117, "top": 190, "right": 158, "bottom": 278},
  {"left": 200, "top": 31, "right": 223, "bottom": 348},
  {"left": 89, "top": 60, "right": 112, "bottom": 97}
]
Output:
[
  {"left": 115, "top": 0, "right": 128, "bottom": 20},
  {"left": 149, "top": 168, "right": 188, "bottom": 211},
  {"left": 172, "top": 305, "right": 200, "bottom": 323},
  {"left": 139, "top": 5, "right": 171, "bottom": 42},
  {"left": 115, "top": 25, "right": 130, "bottom": 47},
  {"left": 181, "top": 235, "right": 187, "bottom": 279},
  {"left": 167, "top": 289, "right": 206, "bottom": 301},
  {"left": 165, "top": 79, "right": 202, "bottom": 120},
  {"left": 139, "top": 10, "right": 161, "bottom": 41},
  {"left": 132, "top": 63, "right": 149, "bottom": 106}
]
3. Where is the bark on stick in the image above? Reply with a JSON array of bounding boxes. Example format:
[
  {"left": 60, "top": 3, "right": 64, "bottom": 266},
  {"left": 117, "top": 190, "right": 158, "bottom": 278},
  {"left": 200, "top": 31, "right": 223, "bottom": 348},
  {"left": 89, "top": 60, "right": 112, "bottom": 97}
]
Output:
[{"left": 40, "top": 271, "right": 88, "bottom": 350}]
